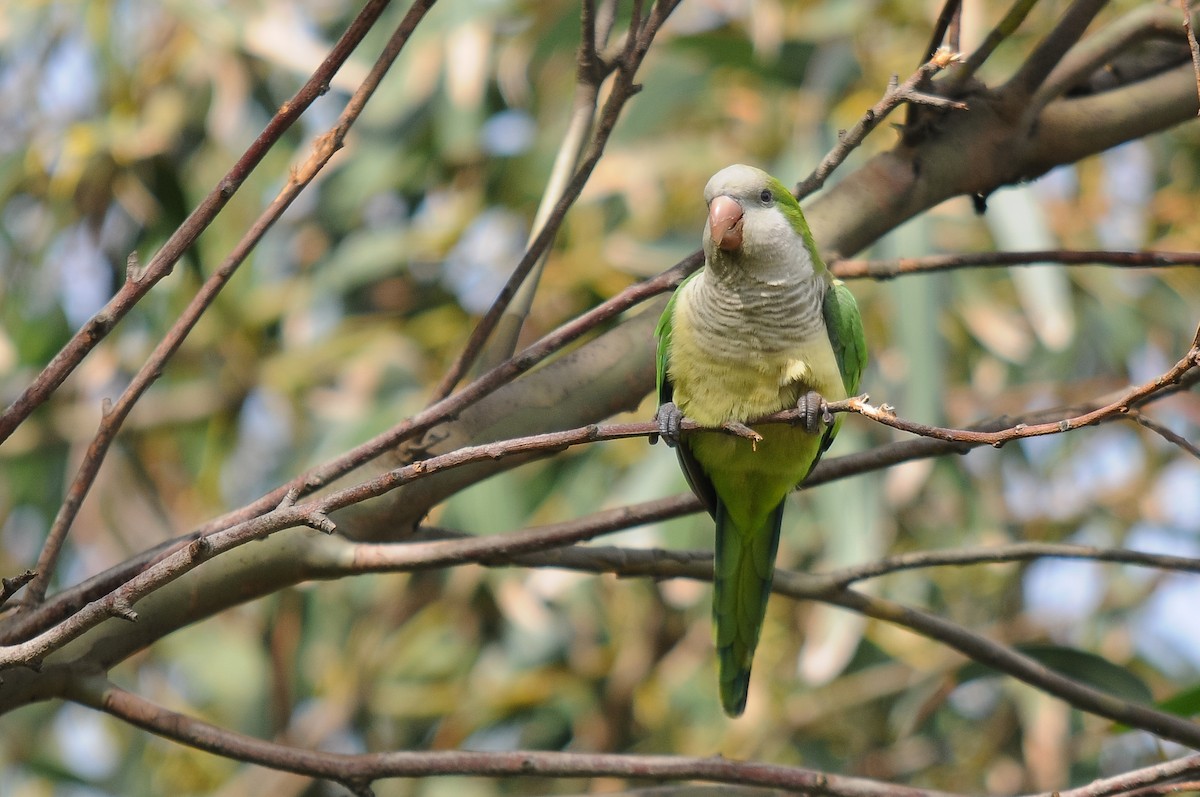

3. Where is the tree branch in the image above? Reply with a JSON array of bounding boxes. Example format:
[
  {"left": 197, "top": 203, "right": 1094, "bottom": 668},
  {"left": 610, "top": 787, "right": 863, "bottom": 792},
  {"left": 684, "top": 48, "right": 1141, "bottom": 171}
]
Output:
[
  {"left": 429, "top": 0, "right": 682, "bottom": 397},
  {"left": 831, "top": 249, "right": 1200, "bottom": 279},
  {"left": 1030, "top": 3, "right": 1184, "bottom": 110},
  {"left": 4, "top": 321, "right": 1192, "bottom": 662},
  {"left": 0, "top": 0, "right": 394, "bottom": 445},
  {"left": 1179, "top": 0, "right": 1200, "bottom": 113},
  {"left": 839, "top": 324, "right": 1198, "bottom": 446},
  {"left": 1128, "top": 410, "right": 1200, "bottom": 460},
  {"left": 300, "top": 536, "right": 1200, "bottom": 749},
  {"left": 67, "top": 676, "right": 958, "bottom": 797},
  {"left": 1045, "top": 754, "right": 1200, "bottom": 797},
  {"left": 948, "top": 0, "right": 1040, "bottom": 91},
  {"left": 794, "top": 50, "right": 966, "bottom": 201},
  {"left": 18, "top": 0, "right": 441, "bottom": 609},
  {"left": 823, "top": 542, "right": 1200, "bottom": 588},
  {"left": 1006, "top": 0, "right": 1111, "bottom": 95}
]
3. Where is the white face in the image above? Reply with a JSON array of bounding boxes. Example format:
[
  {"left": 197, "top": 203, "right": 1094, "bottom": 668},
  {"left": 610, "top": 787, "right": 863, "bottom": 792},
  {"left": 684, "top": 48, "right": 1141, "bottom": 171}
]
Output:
[{"left": 702, "top": 165, "right": 813, "bottom": 283}]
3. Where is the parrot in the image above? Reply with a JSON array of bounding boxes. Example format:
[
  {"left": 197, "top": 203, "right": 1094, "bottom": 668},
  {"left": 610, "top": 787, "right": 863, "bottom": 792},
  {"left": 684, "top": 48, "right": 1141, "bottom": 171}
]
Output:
[{"left": 653, "top": 164, "right": 867, "bottom": 717}]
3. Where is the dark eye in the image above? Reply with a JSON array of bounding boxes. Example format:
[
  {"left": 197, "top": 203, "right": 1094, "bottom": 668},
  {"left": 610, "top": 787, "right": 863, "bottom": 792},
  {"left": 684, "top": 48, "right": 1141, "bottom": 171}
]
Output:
[{"left": 759, "top": 189, "right": 773, "bottom": 205}]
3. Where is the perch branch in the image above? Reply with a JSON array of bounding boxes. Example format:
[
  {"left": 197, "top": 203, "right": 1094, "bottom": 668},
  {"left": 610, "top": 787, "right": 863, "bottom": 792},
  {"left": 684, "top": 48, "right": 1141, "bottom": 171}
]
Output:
[{"left": 5, "top": 315, "right": 1192, "bottom": 653}]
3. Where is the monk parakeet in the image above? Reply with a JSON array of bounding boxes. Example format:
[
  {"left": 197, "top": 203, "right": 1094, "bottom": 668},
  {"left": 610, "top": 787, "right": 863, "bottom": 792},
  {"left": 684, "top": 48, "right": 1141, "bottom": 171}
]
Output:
[{"left": 654, "top": 164, "right": 867, "bottom": 717}]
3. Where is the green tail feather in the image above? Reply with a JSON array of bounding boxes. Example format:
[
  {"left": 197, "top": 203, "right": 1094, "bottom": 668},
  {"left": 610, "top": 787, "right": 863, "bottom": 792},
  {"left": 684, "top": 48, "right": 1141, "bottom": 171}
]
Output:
[{"left": 713, "top": 499, "right": 785, "bottom": 717}]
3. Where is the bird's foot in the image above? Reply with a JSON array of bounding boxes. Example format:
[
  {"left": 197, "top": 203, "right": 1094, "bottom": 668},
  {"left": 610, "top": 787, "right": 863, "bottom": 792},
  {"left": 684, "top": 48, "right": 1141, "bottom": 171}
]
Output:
[
  {"left": 796, "top": 390, "right": 833, "bottom": 434},
  {"left": 651, "top": 401, "right": 684, "bottom": 447}
]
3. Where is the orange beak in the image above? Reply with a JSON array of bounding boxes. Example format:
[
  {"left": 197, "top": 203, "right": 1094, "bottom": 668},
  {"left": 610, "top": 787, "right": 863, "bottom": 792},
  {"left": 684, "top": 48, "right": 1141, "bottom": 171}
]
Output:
[{"left": 708, "top": 195, "right": 744, "bottom": 252}]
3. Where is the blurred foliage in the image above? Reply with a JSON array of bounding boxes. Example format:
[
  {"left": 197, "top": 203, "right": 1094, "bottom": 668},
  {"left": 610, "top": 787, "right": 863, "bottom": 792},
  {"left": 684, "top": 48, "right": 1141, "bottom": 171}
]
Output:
[{"left": 1, "top": 1, "right": 1199, "bottom": 796}]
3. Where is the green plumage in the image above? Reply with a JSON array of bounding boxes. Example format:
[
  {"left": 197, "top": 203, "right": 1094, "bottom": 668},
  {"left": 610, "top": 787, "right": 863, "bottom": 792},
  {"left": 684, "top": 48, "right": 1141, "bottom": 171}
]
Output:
[{"left": 655, "top": 165, "right": 866, "bottom": 716}]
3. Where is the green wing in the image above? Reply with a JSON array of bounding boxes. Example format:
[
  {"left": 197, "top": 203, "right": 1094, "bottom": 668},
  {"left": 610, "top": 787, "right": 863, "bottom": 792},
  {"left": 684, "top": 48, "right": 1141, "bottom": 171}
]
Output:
[
  {"left": 655, "top": 271, "right": 718, "bottom": 517},
  {"left": 822, "top": 277, "right": 867, "bottom": 397},
  {"left": 819, "top": 277, "right": 866, "bottom": 454},
  {"left": 655, "top": 271, "right": 701, "bottom": 405},
  {"left": 654, "top": 288, "right": 676, "bottom": 407}
]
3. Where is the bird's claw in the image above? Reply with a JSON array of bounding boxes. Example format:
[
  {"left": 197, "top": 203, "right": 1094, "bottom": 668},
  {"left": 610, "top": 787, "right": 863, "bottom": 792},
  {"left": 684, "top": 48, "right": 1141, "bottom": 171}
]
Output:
[
  {"left": 652, "top": 401, "right": 684, "bottom": 447},
  {"left": 796, "top": 391, "right": 833, "bottom": 434}
]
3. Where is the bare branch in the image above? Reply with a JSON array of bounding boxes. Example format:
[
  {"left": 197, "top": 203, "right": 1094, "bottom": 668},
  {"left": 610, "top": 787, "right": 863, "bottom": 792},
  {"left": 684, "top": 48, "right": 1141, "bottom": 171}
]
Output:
[
  {"left": 326, "top": 539, "right": 1200, "bottom": 749},
  {"left": 68, "top": 677, "right": 957, "bottom": 797},
  {"left": 794, "top": 50, "right": 966, "bottom": 201},
  {"left": 1031, "top": 3, "right": 1185, "bottom": 111},
  {"left": 430, "top": 0, "right": 682, "bottom": 397},
  {"left": 948, "top": 0, "right": 1040, "bottom": 90},
  {"left": 824, "top": 542, "right": 1200, "bottom": 588},
  {"left": 1129, "top": 411, "right": 1200, "bottom": 460},
  {"left": 0, "top": 0, "right": 394, "bottom": 445},
  {"left": 0, "top": 571, "right": 35, "bottom": 611},
  {"left": 19, "top": 0, "right": 440, "bottom": 608},
  {"left": 1181, "top": 0, "right": 1200, "bottom": 113},
  {"left": 1041, "top": 755, "right": 1200, "bottom": 797},
  {"left": 1005, "top": 0, "right": 1111, "bottom": 95},
  {"left": 838, "top": 325, "right": 1198, "bottom": 446},
  {"left": 831, "top": 249, "right": 1200, "bottom": 279}
]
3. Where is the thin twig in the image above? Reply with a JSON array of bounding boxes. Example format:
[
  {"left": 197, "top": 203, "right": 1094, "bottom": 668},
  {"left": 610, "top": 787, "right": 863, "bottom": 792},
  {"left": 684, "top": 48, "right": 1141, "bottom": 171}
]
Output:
[
  {"left": 835, "top": 325, "right": 1199, "bottom": 448},
  {"left": 795, "top": 49, "right": 966, "bottom": 200},
  {"left": 1180, "top": 0, "right": 1200, "bottom": 114},
  {"left": 67, "top": 677, "right": 958, "bottom": 797},
  {"left": 924, "top": 0, "right": 963, "bottom": 63},
  {"left": 19, "top": 0, "right": 439, "bottom": 608},
  {"left": 948, "top": 0, "right": 1041, "bottom": 92},
  {"left": 1129, "top": 410, "right": 1200, "bottom": 460},
  {"left": 830, "top": 248, "right": 1200, "bottom": 279},
  {"left": 1030, "top": 3, "right": 1184, "bottom": 112},
  {"left": 1121, "top": 779, "right": 1200, "bottom": 797},
  {"left": 316, "top": 496, "right": 698, "bottom": 575},
  {"left": 1044, "top": 755, "right": 1200, "bottom": 797},
  {"left": 909, "top": 0, "right": 963, "bottom": 130},
  {"left": 428, "top": 0, "right": 681, "bottom": 398},
  {"left": 824, "top": 542, "right": 1200, "bottom": 588},
  {"left": 0, "top": 571, "right": 35, "bottom": 611},
  {"left": 1005, "top": 0, "right": 1110, "bottom": 95},
  {"left": 431, "top": 2, "right": 612, "bottom": 391},
  {"left": 187, "top": 254, "right": 699, "bottom": 543},
  {"left": 0, "top": 0, "right": 394, "bottom": 446}
]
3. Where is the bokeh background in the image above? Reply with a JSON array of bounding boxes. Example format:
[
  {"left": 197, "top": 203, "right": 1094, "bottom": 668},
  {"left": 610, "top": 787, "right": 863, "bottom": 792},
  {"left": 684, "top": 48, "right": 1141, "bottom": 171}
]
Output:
[{"left": 2, "top": 0, "right": 1200, "bottom": 795}]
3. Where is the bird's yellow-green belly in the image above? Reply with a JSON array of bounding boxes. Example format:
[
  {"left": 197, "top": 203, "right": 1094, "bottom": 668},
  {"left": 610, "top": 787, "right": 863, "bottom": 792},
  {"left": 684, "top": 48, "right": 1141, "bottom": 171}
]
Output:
[{"left": 689, "top": 423, "right": 823, "bottom": 531}]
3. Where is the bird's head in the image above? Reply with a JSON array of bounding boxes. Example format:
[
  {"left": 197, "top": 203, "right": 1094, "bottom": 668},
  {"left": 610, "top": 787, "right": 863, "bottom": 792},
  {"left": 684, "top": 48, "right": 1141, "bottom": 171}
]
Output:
[{"left": 702, "top": 164, "right": 823, "bottom": 282}]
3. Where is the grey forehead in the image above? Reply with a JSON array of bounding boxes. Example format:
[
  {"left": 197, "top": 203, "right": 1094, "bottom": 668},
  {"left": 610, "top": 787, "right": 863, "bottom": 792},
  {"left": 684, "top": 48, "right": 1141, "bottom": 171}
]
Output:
[{"left": 704, "top": 164, "right": 767, "bottom": 202}]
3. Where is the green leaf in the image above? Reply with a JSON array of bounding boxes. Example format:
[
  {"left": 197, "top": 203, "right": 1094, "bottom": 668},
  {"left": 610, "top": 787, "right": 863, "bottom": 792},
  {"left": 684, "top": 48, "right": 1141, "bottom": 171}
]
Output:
[
  {"left": 1156, "top": 681, "right": 1200, "bottom": 719},
  {"left": 958, "top": 643, "right": 1153, "bottom": 705}
]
